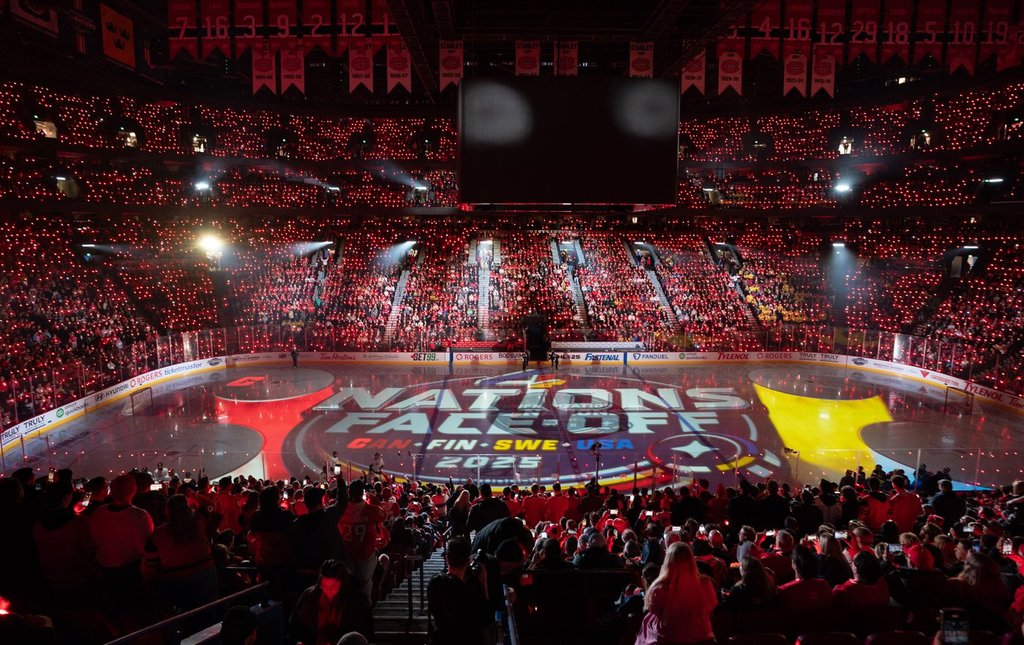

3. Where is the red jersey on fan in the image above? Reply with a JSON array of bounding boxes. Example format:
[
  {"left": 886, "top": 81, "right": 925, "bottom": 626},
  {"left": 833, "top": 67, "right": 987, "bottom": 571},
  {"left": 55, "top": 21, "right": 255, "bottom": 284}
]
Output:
[{"left": 338, "top": 500, "right": 384, "bottom": 560}]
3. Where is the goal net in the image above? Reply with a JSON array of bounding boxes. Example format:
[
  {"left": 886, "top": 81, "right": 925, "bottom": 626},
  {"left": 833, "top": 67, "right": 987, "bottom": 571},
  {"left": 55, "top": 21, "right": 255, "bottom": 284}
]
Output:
[
  {"left": 129, "top": 387, "right": 154, "bottom": 416},
  {"left": 943, "top": 386, "right": 974, "bottom": 416}
]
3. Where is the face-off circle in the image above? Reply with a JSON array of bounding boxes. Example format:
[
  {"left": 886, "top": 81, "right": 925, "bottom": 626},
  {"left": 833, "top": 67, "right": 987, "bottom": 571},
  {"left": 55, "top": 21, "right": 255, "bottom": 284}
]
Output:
[{"left": 287, "top": 368, "right": 784, "bottom": 488}]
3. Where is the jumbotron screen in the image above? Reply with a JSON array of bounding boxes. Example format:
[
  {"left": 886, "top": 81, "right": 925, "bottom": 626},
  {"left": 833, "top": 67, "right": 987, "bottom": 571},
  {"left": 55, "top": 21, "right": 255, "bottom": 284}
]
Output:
[{"left": 458, "top": 77, "right": 680, "bottom": 205}]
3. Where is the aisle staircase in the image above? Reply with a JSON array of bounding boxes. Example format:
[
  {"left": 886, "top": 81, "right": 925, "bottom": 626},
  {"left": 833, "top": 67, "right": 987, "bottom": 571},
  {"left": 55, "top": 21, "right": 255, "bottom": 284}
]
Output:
[
  {"left": 645, "top": 268, "right": 682, "bottom": 333},
  {"left": 478, "top": 263, "right": 491, "bottom": 340},
  {"left": 383, "top": 269, "right": 412, "bottom": 344},
  {"left": 373, "top": 547, "right": 446, "bottom": 644}
]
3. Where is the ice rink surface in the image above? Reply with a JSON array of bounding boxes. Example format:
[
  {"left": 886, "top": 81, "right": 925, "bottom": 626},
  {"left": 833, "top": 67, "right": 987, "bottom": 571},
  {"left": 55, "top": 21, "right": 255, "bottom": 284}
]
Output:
[{"left": 13, "top": 362, "right": 1023, "bottom": 491}]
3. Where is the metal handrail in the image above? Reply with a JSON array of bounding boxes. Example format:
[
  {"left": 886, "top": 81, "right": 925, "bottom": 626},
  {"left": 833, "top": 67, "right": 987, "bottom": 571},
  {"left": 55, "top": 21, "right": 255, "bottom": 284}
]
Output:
[
  {"left": 104, "top": 581, "right": 270, "bottom": 645},
  {"left": 504, "top": 584, "right": 520, "bottom": 645}
]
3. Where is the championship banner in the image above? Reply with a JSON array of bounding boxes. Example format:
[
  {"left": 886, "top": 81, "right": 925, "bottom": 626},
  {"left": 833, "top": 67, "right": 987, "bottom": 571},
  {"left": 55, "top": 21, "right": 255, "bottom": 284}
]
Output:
[
  {"left": 386, "top": 40, "right": 412, "bottom": 92},
  {"left": 914, "top": 0, "right": 947, "bottom": 63},
  {"left": 847, "top": 0, "right": 880, "bottom": 63},
  {"left": 268, "top": 0, "right": 297, "bottom": 47},
  {"left": 167, "top": 0, "right": 198, "bottom": 59},
  {"left": 716, "top": 0, "right": 744, "bottom": 95},
  {"left": 100, "top": 3, "right": 135, "bottom": 69},
  {"left": 11, "top": 0, "right": 58, "bottom": 35},
  {"left": 629, "top": 41, "right": 654, "bottom": 77},
  {"left": 200, "top": 0, "right": 230, "bottom": 59},
  {"left": 880, "top": 0, "right": 912, "bottom": 64},
  {"left": 782, "top": 50, "right": 807, "bottom": 96},
  {"left": 515, "top": 40, "right": 541, "bottom": 76},
  {"left": 718, "top": 50, "right": 742, "bottom": 95},
  {"left": 815, "top": 0, "right": 846, "bottom": 68},
  {"left": 280, "top": 40, "right": 305, "bottom": 93},
  {"left": 750, "top": 0, "right": 780, "bottom": 59},
  {"left": 947, "top": 0, "right": 980, "bottom": 75},
  {"left": 252, "top": 41, "right": 277, "bottom": 94},
  {"left": 680, "top": 50, "right": 705, "bottom": 95},
  {"left": 233, "top": 0, "right": 263, "bottom": 57},
  {"left": 303, "top": 0, "right": 332, "bottom": 55},
  {"left": 349, "top": 39, "right": 374, "bottom": 92},
  {"left": 555, "top": 41, "right": 578, "bottom": 76},
  {"left": 810, "top": 45, "right": 836, "bottom": 97},
  {"left": 439, "top": 39, "right": 463, "bottom": 91},
  {"left": 980, "top": 0, "right": 1013, "bottom": 65},
  {"left": 337, "top": 0, "right": 365, "bottom": 52}
]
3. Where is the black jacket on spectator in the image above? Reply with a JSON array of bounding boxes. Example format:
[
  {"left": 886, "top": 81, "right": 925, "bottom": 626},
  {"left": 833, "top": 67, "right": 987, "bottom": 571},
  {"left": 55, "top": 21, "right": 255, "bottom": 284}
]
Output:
[
  {"left": 288, "top": 508, "right": 344, "bottom": 573},
  {"left": 929, "top": 490, "right": 967, "bottom": 528},
  {"left": 471, "top": 517, "right": 532, "bottom": 557},
  {"left": 427, "top": 571, "right": 492, "bottom": 645},
  {"left": 467, "top": 497, "right": 510, "bottom": 534},
  {"left": 573, "top": 546, "right": 623, "bottom": 569}
]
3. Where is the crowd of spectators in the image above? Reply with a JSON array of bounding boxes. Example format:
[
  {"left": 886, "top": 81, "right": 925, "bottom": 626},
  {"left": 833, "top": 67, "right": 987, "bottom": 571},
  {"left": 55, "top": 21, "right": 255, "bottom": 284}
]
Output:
[
  {"left": 0, "top": 465, "right": 446, "bottom": 644},
  {"left": 392, "top": 227, "right": 479, "bottom": 351},
  {"left": 489, "top": 232, "right": 581, "bottom": 344},
  {"left": 7, "top": 460, "right": 1024, "bottom": 644},
  {"left": 576, "top": 234, "right": 674, "bottom": 346},
  {"left": 645, "top": 233, "right": 755, "bottom": 351}
]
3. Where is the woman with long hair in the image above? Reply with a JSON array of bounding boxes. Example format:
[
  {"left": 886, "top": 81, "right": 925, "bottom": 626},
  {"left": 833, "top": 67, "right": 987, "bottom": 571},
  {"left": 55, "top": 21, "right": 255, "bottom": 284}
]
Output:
[
  {"left": 635, "top": 542, "right": 718, "bottom": 645},
  {"left": 721, "top": 556, "right": 777, "bottom": 610},
  {"left": 950, "top": 552, "right": 1012, "bottom": 632},
  {"left": 448, "top": 489, "right": 471, "bottom": 539},
  {"left": 817, "top": 532, "right": 853, "bottom": 586}
]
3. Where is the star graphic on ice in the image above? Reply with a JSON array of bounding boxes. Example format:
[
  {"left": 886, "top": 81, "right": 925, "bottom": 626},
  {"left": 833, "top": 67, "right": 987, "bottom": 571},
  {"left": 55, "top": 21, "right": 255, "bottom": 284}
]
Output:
[{"left": 670, "top": 440, "right": 715, "bottom": 459}]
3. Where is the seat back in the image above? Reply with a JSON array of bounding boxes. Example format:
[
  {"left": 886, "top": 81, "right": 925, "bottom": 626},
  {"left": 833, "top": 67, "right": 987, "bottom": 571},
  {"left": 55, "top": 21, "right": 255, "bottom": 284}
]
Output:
[
  {"left": 796, "top": 633, "right": 859, "bottom": 645},
  {"left": 865, "top": 630, "right": 930, "bottom": 645}
]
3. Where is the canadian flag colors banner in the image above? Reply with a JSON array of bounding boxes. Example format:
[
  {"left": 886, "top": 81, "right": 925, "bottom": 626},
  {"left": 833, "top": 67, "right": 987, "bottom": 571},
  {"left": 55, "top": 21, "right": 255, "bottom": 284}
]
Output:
[
  {"left": 516, "top": 41, "right": 541, "bottom": 76},
  {"left": 349, "top": 40, "right": 374, "bottom": 93},
  {"left": 629, "top": 41, "right": 654, "bottom": 77},
  {"left": 252, "top": 42, "right": 277, "bottom": 94},
  {"left": 167, "top": 0, "right": 198, "bottom": 59},
  {"left": 100, "top": 3, "right": 136, "bottom": 69},
  {"left": 718, "top": 51, "right": 742, "bottom": 96},
  {"left": 439, "top": 40, "right": 463, "bottom": 91},
  {"left": 810, "top": 45, "right": 836, "bottom": 97},
  {"left": 947, "top": 0, "right": 980, "bottom": 75},
  {"left": 681, "top": 51, "right": 705, "bottom": 95},
  {"left": 387, "top": 41, "right": 412, "bottom": 92},
  {"left": 555, "top": 41, "right": 578, "bottom": 76},
  {"left": 200, "top": 0, "right": 229, "bottom": 59},
  {"left": 280, "top": 41, "right": 305, "bottom": 93},
  {"left": 782, "top": 50, "right": 808, "bottom": 96}
]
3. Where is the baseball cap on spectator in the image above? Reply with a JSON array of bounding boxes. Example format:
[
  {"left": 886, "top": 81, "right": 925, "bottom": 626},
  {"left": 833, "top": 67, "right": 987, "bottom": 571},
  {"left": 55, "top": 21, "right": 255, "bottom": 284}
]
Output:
[
  {"left": 905, "top": 544, "right": 935, "bottom": 571},
  {"left": 927, "top": 514, "right": 945, "bottom": 527}
]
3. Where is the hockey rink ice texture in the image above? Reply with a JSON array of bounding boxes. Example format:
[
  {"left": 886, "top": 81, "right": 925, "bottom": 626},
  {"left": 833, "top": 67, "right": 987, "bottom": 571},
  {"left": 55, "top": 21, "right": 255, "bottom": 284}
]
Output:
[{"left": 13, "top": 362, "right": 1024, "bottom": 491}]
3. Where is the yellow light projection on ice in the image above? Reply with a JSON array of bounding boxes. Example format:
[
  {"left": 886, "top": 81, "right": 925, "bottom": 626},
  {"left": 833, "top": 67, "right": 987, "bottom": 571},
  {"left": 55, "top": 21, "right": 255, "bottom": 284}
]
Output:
[{"left": 752, "top": 383, "right": 893, "bottom": 476}]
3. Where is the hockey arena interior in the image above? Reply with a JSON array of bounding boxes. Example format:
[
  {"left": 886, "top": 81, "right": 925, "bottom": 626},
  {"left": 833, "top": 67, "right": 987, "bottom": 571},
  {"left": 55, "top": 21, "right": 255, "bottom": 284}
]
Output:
[{"left": 3, "top": 1, "right": 1024, "bottom": 644}]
